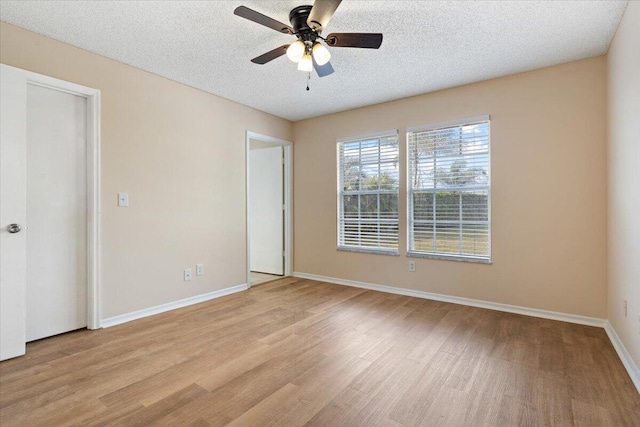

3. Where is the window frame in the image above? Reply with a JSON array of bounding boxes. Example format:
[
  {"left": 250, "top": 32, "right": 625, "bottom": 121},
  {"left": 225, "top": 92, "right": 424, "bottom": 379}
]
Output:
[
  {"left": 337, "top": 129, "right": 400, "bottom": 256},
  {"left": 406, "top": 116, "right": 492, "bottom": 263}
]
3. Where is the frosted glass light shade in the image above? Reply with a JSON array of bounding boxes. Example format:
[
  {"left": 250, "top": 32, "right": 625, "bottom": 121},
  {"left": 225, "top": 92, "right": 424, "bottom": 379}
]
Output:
[
  {"left": 286, "top": 41, "right": 305, "bottom": 62},
  {"left": 312, "top": 43, "right": 331, "bottom": 65},
  {"left": 297, "top": 53, "right": 313, "bottom": 72}
]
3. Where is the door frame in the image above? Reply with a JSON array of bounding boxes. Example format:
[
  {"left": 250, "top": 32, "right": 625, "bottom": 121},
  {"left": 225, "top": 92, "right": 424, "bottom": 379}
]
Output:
[
  {"left": 245, "top": 131, "right": 292, "bottom": 287},
  {"left": 20, "top": 66, "right": 102, "bottom": 329}
]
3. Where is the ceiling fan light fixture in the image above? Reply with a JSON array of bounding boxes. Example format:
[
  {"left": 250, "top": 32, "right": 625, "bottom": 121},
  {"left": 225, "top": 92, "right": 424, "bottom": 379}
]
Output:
[
  {"left": 235, "top": 3, "right": 383, "bottom": 81},
  {"left": 286, "top": 40, "right": 305, "bottom": 62},
  {"left": 312, "top": 42, "right": 331, "bottom": 66},
  {"left": 297, "top": 53, "right": 313, "bottom": 72}
]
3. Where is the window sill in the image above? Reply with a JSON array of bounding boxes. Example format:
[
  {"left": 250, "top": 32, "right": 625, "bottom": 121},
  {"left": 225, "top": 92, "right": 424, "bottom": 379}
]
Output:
[
  {"left": 406, "top": 251, "right": 492, "bottom": 264},
  {"left": 337, "top": 246, "right": 400, "bottom": 256}
]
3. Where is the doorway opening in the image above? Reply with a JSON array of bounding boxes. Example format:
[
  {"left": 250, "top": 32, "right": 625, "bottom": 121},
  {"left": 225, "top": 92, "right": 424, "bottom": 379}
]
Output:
[{"left": 246, "top": 132, "right": 292, "bottom": 287}]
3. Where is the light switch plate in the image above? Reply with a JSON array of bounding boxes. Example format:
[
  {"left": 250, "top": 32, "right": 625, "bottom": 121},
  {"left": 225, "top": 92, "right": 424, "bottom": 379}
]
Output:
[
  {"left": 184, "top": 269, "right": 192, "bottom": 281},
  {"left": 196, "top": 264, "right": 204, "bottom": 276},
  {"left": 118, "top": 192, "right": 129, "bottom": 207}
]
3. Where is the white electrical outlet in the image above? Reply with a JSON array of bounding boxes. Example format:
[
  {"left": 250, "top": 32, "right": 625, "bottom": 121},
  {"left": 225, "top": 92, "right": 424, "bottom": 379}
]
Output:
[
  {"left": 624, "top": 300, "right": 628, "bottom": 317},
  {"left": 184, "top": 268, "right": 192, "bottom": 281},
  {"left": 409, "top": 260, "right": 416, "bottom": 272},
  {"left": 196, "top": 264, "right": 204, "bottom": 276}
]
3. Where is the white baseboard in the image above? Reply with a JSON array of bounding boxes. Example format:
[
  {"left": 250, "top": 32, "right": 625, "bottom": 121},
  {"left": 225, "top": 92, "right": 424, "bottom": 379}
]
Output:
[
  {"left": 604, "top": 322, "right": 640, "bottom": 393},
  {"left": 100, "top": 283, "right": 249, "bottom": 328},
  {"left": 293, "top": 272, "right": 606, "bottom": 327},
  {"left": 293, "top": 271, "right": 640, "bottom": 394}
]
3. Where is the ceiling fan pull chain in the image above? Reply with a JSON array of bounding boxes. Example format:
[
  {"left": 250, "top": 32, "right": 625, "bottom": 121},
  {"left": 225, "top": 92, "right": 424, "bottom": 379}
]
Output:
[{"left": 306, "top": 71, "right": 311, "bottom": 91}]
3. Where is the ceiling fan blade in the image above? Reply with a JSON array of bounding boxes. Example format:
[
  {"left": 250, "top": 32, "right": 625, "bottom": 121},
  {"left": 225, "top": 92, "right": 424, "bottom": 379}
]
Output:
[
  {"left": 234, "top": 6, "right": 293, "bottom": 34},
  {"left": 307, "top": 0, "right": 342, "bottom": 31},
  {"left": 251, "top": 45, "right": 290, "bottom": 64},
  {"left": 313, "top": 58, "right": 335, "bottom": 77},
  {"left": 325, "top": 33, "right": 383, "bottom": 49}
]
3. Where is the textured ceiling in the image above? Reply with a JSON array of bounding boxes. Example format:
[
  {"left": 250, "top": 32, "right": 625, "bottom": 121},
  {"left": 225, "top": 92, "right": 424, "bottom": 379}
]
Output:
[{"left": 0, "top": 1, "right": 628, "bottom": 121}]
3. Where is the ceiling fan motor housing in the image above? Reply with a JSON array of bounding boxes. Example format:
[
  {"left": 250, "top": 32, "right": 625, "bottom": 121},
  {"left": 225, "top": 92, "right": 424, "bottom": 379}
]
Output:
[{"left": 289, "top": 5, "right": 319, "bottom": 43}]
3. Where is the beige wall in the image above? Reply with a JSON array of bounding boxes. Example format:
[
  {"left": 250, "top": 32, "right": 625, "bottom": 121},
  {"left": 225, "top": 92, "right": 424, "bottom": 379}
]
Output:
[
  {"left": 0, "top": 23, "right": 292, "bottom": 319},
  {"left": 293, "top": 57, "right": 608, "bottom": 318},
  {"left": 607, "top": 2, "right": 640, "bottom": 368}
]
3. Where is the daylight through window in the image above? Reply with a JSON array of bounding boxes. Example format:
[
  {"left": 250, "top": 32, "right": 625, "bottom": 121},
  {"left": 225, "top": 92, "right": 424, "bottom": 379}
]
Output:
[
  {"left": 337, "top": 131, "right": 399, "bottom": 254},
  {"left": 408, "top": 117, "right": 491, "bottom": 261}
]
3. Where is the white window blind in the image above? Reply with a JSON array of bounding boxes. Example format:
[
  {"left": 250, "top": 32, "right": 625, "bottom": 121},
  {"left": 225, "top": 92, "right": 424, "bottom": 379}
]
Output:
[
  {"left": 408, "top": 117, "right": 490, "bottom": 261},
  {"left": 338, "top": 131, "right": 399, "bottom": 254}
]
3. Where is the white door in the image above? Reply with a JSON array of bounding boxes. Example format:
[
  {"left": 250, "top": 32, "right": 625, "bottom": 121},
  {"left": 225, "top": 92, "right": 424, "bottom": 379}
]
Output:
[
  {"left": 0, "top": 64, "right": 88, "bottom": 359},
  {"left": 249, "top": 145, "right": 284, "bottom": 275},
  {"left": 25, "top": 84, "right": 87, "bottom": 342},
  {"left": 0, "top": 64, "right": 28, "bottom": 360}
]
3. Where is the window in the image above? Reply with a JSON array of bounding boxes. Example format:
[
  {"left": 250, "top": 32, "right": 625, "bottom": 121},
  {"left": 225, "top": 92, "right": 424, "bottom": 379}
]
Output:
[
  {"left": 408, "top": 117, "right": 490, "bottom": 262},
  {"left": 338, "top": 130, "right": 399, "bottom": 254}
]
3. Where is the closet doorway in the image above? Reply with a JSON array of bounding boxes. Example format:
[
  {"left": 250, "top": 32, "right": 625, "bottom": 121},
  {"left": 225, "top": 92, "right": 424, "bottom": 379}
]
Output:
[{"left": 246, "top": 132, "right": 292, "bottom": 287}]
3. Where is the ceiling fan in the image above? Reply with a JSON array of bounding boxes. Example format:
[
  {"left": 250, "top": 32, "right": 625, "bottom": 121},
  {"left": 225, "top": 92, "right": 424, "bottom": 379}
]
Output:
[{"left": 233, "top": 0, "right": 383, "bottom": 79}]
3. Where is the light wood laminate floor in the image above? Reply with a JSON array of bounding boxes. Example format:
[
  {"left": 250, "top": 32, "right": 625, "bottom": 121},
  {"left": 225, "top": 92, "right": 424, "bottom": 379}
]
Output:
[
  {"left": 250, "top": 272, "right": 282, "bottom": 286},
  {"left": 1, "top": 277, "right": 638, "bottom": 426}
]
